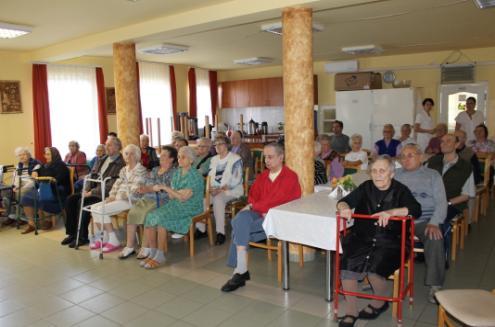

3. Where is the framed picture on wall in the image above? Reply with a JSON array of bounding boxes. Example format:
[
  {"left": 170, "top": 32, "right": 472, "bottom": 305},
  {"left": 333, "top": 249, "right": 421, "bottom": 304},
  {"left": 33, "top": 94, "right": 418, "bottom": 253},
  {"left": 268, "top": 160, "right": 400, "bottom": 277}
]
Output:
[
  {"left": 105, "top": 87, "right": 116, "bottom": 115},
  {"left": 0, "top": 80, "right": 22, "bottom": 114}
]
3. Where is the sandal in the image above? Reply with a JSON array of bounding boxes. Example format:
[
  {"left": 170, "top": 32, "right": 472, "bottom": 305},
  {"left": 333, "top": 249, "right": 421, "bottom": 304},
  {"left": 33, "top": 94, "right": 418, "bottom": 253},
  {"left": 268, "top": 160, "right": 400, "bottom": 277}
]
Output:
[
  {"left": 144, "top": 259, "right": 162, "bottom": 270},
  {"left": 136, "top": 249, "right": 150, "bottom": 260},
  {"left": 338, "top": 315, "right": 358, "bottom": 327},
  {"left": 139, "top": 258, "right": 153, "bottom": 267},
  {"left": 358, "top": 302, "right": 389, "bottom": 320}
]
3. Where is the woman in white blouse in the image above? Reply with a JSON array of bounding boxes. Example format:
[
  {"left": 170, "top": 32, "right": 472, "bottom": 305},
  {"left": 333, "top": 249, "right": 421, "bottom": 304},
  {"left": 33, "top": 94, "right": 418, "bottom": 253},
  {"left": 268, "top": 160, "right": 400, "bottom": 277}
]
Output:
[
  {"left": 414, "top": 98, "right": 435, "bottom": 152},
  {"left": 208, "top": 135, "right": 244, "bottom": 245},
  {"left": 455, "top": 96, "right": 485, "bottom": 144}
]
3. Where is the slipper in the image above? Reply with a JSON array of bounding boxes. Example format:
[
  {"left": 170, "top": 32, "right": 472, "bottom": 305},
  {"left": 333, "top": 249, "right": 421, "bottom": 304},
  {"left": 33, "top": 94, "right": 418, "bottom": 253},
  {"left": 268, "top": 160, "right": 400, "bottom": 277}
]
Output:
[
  {"left": 136, "top": 249, "right": 150, "bottom": 260},
  {"left": 144, "top": 259, "right": 163, "bottom": 270},
  {"left": 102, "top": 243, "right": 121, "bottom": 253},
  {"left": 90, "top": 241, "right": 107, "bottom": 250},
  {"left": 358, "top": 302, "right": 389, "bottom": 320}
]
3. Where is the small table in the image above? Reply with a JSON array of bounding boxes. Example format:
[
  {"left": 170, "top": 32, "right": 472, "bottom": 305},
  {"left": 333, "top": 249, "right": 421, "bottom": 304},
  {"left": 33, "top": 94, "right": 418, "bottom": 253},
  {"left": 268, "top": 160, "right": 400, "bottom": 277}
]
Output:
[{"left": 263, "top": 191, "right": 347, "bottom": 302}]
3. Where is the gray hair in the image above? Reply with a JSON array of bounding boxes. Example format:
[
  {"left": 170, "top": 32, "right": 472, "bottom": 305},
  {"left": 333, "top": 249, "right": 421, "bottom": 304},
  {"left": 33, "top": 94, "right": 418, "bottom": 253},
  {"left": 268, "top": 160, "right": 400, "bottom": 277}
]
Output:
[
  {"left": 123, "top": 144, "right": 141, "bottom": 161},
  {"left": 317, "top": 134, "right": 331, "bottom": 143},
  {"left": 264, "top": 142, "right": 284, "bottom": 156},
  {"left": 68, "top": 140, "right": 80, "bottom": 149},
  {"left": 96, "top": 144, "right": 105, "bottom": 151},
  {"left": 139, "top": 134, "right": 150, "bottom": 141},
  {"left": 400, "top": 143, "right": 422, "bottom": 156},
  {"left": 370, "top": 155, "right": 395, "bottom": 174},
  {"left": 110, "top": 137, "right": 123, "bottom": 150},
  {"left": 14, "top": 147, "right": 31, "bottom": 158},
  {"left": 350, "top": 133, "right": 362, "bottom": 142},
  {"left": 171, "top": 131, "right": 185, "bottom": 141},
  {"left": 179, "top": 146, "right": 196, "bottom": 162},
  {"left": 314, "top": 141, "right": 322, "bottom": 156},
  {"left": 198, "top": 137, "right": 212, "bottom": 147}
]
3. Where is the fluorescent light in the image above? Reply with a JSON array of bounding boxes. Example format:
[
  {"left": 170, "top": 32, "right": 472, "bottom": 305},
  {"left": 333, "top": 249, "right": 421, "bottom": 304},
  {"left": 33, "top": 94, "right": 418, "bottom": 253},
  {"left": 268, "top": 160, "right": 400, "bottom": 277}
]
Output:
[
  {"left": 341, "top": 44, "right": 383, "bottom": 55},
  {"left": 233, "top": 57, "right": 273, "bottom": 65},
  {"left": 139, "top": 43, "right": 189, "bottom": 55},
  {"left": 473, "top": 0, "right": 495, "bottom": 9},
  {"left": 0, "top": 22, "right": 32, "bottom": 39},
  {"left": 261, "top": 21, "right": 324, "bottom": 35}
]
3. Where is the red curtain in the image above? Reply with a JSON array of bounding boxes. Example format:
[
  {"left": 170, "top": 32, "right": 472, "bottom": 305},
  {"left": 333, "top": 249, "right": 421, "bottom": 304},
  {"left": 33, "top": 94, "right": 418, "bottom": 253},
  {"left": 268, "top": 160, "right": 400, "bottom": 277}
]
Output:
[
  {"left": 136, "top": 62, "right": 144, "bottom": 134},
  {"left": 169, "top": 65, "right": 178, "bottom": 130},
  {"left": 188, "top": 67, "right": 197, "bottom": 118},
  {"left": 32, "top": 64, "right": 52, "bottom": 160},
  {"left": 95, "top": 68, "right": 108, "bottom": 144},
  {"left": 209, "top": 70, "right": 218, "bottom": 126}
]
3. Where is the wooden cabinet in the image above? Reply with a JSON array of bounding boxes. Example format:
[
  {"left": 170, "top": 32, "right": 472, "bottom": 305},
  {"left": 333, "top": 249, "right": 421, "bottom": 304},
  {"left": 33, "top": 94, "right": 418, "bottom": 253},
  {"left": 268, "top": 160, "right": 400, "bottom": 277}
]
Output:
[{"left": 221, "top": 76, "right": 317, "bottom": 108}]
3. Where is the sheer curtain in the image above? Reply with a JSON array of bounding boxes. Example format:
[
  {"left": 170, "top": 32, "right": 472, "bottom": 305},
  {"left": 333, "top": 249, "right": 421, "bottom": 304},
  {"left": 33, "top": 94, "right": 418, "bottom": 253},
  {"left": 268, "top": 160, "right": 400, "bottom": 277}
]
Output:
[
  {"left": 138, "top": 62, "right": 173, "bottom": 146},
  {"left": 47, "top": 65, "right": 100, "bottom": 156},
  {"left": 195, "top": 68, "right": 212, "bottom": 128}
]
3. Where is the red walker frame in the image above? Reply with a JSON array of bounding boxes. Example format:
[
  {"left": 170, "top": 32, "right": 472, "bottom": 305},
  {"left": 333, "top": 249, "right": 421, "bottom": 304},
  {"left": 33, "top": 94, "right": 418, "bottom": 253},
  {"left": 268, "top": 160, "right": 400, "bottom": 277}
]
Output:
[{"left": 333, "top": 213, "right": 415, "bottom": 327}]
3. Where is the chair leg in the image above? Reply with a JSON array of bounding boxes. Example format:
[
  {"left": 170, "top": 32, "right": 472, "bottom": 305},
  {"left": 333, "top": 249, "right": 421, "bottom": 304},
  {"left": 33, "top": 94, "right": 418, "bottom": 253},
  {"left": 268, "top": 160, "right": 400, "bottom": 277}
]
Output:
[
  {"left": 189, "top": 224, "right": 195, "bottom": 257},
  {"left": 451, "top": 225, "right": 457, "bottom": 262},
  {"left": 392, "top": 270, "right": 399, "bottom": 318},
  {"left": 438, "top": 305, "right": 446, "bottom": 327},
  {"left": 277, "top": 241, "right": 282, "bottom": 286},
  {"left": 482, "top": 190, "right": 488, "bottom": 216},
  {"left": 463, "top": 210, "right": 468, "bottom": 237},
  {"left": 267, "top": 239, "right": 273, "bottom": 261},
  {"left": 163, "top": 230, "right": 168, "bottom": 253},
  {"left": 206, "top": 214, "right": 214, "bottom": 246},
  {"left": 474, "top": 195, "right": 480, "bottom": 223},
  {"left": 298, "top": 244, "right": 304, "bottom": 267}
]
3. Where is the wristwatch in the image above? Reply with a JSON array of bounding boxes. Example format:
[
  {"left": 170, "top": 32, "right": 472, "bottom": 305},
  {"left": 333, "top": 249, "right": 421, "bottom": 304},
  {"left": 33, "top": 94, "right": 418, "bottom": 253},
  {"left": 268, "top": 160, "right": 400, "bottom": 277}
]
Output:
[{"left": 448, "top": 201, "right": 452, "bottom": 206}]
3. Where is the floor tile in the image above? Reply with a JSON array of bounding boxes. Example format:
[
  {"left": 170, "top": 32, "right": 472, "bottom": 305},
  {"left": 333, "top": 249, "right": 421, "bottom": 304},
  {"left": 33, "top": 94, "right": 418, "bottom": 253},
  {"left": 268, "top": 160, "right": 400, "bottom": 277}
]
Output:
[
  {"left": 60, "top": 285, "right": 105, "bottom": 304},
  {"left": 266, "top": 310, "right": 322, "bottom": 327},
  {"left": 76, "top": 315, "right": 121, "bottom": 327},
  {"left": 79, "top": 293, "right": 125, "bottom": 313},
  {"left": 130, "top": 289, "right": 176, "bottom": 309},
  {"left": 182, "top": 305, "right": 233, "bottom": 327},
  {"left": 101, "top": 301, "right": 148, "bottom": 325},
  {"left": 155, "top": 297, "right": 205, "bottom": 319},
  {"left": 124, "top": 310, "right": 177, "bottom": 326},
  {"left": 45, "top": 305, "right": 95, "bottom": 327}
]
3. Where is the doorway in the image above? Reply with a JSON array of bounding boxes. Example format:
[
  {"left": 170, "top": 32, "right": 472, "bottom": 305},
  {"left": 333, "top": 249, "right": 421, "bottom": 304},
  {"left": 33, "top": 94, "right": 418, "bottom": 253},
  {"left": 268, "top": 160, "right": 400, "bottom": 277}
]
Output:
[{"left": 439, "top": 82, "right": 488, "bottom": 131}]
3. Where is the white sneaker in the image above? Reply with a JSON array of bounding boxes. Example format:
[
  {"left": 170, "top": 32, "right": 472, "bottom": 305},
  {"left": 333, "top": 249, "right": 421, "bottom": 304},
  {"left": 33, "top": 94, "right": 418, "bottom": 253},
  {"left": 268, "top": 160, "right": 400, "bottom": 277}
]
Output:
[
  {"left": 171, "top": 233, "right": 185, "bottom": 239},
  {"left": 118, "top": 246, "right": 135, "bottom": 259},
  {"left": 428, "top": 286, "right": 441, "bottom": 304}
]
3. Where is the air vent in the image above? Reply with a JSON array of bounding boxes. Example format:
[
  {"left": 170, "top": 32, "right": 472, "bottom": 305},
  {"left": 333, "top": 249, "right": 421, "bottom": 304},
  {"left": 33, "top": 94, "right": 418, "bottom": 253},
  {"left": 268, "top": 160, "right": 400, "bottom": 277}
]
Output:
[
  {"left": 473, "top": 0, "right": 495, "bottom": 9},
  {"left": 341, "top": 44, "right": 383, "bottom": 55},
  {"left": 233, "top": 57, "right": 273, "bottom": 65},
  {"left": 139, "top": 44, "right": 188, "bottom": 55},
  {"left": 261, "top": 22, "right": 324, "bottom": 35},
  {"left": 441, "top": 64, "right": 475, "bottom": 84}
]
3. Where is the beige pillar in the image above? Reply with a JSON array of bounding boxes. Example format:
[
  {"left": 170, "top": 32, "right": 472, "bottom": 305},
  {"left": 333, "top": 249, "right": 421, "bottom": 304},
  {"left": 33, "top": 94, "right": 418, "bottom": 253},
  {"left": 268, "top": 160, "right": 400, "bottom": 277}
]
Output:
[
  {"left": 283, "top": 7, "right": 314, "bottom": 195},
  {"left": 113, "top": 42, "right": 140, "bottom": 147}
]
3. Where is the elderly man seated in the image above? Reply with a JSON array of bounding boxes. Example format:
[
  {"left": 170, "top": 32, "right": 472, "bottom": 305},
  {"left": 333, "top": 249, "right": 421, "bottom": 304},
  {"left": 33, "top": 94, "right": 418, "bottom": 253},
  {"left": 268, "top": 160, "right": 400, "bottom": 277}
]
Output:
[
  {"left": 193, "top": 137, "right": 213, "bottom": 177},
  {"left": 395, "top": 144, "right": 448, "bottom": 304},
  {"left": 426, "top": 133, "right": 475, "bottom": 300},
  {"left": 221, "top": 142, "right": 301, "bottom": 292}
]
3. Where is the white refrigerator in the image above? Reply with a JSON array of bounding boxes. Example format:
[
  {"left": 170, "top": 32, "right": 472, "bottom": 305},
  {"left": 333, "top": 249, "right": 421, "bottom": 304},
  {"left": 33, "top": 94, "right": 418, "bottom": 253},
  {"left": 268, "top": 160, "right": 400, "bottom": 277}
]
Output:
[{"left": 336, "top": 88, "right": 420, "bottom": 150}]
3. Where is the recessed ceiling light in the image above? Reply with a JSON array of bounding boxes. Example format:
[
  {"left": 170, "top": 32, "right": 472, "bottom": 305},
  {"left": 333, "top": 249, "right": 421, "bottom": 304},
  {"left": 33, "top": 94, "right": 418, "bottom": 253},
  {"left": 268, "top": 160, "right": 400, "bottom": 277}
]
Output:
[
  {"left": 261, "top": 21, "right": 324, "bottom": 35},
  {"left": 233, "top": 57, "right": 273, "bottom": 65},
  {"left": 472, "top": 0, "right": 495, "bottom": 9},
  {"left": 139, "top": 43, "right": 189, "bottom": 55},
  {"left": 341, "top": 44, "right": 383, "bottom": 55},
  {"left": 0, "top": 22, "right": 32, "bottom": 39}
]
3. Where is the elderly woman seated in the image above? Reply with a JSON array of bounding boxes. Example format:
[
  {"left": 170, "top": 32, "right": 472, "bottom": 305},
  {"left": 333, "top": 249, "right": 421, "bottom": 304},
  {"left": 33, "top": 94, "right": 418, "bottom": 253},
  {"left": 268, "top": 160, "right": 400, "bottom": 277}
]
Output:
[
  {"left": 208, "top": 135, "right": 244, "bottom": 245},
  {"left": 141, "top": 146, "right": 204, "bottom": 269},
  {"left": 335, "top": 155, "right": 421, "bottom": 327},
  {"left": 118, "top": 146, "right": 178, "bottom": 259},
  {"left": 318, "top": 134, "right": 344, "bottom": 180},
  {"left": 193, "top": 137, "right": 213, "bottom": 177},
  {"left": 64, "top": 140, "right": 88, "bottom": 179},
  {"left": 471, "top": 124, "right": 495, "bottom": 154},
  {"left": 139, "top": 134, "right": 159, "bottom": 170},
  {"left": 89, "top": 144, "right": 146, "bottom": 253},
  {"left": 230, "top": 131, "right": 253, "bottom": 171},
  {"left": 425, "top": 123, "right": 448, "bottom": 155},
  {"left": 314, "top": 142, "right": 328, "bottom": 185},
  {"left": 2, "top": 147, "right": 41, "bottom": 227},
  {"left": 20, "top": 147, "right": 70, "bottom": 234},
  {"left": 88, "top": 144, "right": 106, "bottom": 170}
]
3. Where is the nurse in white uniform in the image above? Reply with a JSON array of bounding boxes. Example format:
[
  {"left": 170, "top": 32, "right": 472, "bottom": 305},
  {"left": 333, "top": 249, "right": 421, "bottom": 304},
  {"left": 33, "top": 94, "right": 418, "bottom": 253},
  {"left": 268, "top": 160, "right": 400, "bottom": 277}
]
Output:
[{"left": 414, "top": 98, "right": 435, "bottom": 152}]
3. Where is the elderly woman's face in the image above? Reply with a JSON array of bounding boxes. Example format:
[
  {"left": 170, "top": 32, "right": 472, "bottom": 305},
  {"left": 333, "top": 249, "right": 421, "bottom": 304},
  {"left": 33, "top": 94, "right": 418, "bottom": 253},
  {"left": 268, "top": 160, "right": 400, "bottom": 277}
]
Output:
[
  {"left": 370, "top": 160, "right": 394, "bottom": 190},
  {"left": 18, "top": 152, "right": 29, "bottom": 164},
  {"left": 214, "top": 139, "right": 228, "bottom": 156},
  {"left": 160, "top": 150, "right": 174, "bottom": 169},
  {"left": 96, "top": 146, "right": 105, "bottom": 157},
  {"left": 196, "top": 141, "right": 210, "bottom": 157},
  {"left": 123, "top": 148, "right": 136, "bottom": 165},
  {"left": 178, "top": 150, "right": 192, "bottom": 168},
  {"left": 69, "top": 143, "right": 77, "bottom": 154},
  {"left": 474, "top": 126, "right": 486, "bottom": 141},
  {"left": 44, "top": 149, "right": 52, "bottom": 163},
  {"left": 351, "top": 139, "right": 362, "bottom": 152},
  {"left": 320, "top": 140, "right": 331, "bottom": 154}
]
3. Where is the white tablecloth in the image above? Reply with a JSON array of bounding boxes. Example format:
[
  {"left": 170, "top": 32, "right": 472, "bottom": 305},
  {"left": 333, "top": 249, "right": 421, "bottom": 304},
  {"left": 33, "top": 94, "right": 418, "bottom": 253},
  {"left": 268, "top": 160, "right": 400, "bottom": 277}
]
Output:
[{"left": 262, "top": 191, "right": 347, "bottom": 251}]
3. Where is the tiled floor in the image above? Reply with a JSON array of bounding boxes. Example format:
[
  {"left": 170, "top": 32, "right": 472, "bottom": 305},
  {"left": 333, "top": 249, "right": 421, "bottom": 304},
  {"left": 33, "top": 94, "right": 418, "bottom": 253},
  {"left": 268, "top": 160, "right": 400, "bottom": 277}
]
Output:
[{"left": 0, "top": 205, "right": 493, "bottom": 327}]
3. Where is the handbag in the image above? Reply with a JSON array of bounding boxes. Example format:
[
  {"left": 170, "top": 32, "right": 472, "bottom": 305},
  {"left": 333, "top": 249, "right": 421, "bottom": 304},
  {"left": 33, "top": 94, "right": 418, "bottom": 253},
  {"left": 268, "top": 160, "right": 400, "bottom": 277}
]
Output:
[{"left": 38, "top": 182, "right": 56, "bottom": 202}]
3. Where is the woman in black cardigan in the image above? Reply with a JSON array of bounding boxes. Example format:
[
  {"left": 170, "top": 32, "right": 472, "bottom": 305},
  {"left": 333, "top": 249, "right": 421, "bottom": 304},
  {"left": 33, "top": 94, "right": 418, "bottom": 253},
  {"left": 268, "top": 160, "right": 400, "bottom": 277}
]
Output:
[
  {"left": 20, "top": 147, "right": 70, "bottom": 234},
  {"left": 336, "top": 155, "right": 421, "bottom": 327}
]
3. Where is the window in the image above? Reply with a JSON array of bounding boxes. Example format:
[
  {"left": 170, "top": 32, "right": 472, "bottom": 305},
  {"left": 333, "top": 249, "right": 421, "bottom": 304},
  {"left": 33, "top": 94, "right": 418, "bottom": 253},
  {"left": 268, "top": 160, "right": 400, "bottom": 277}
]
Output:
[
  {"left": 138, "top": 62, "right": 173, "bottom": 147},
  {"left": 195, "top": 68, "right": 212, "bottom": 128},
  {"left": 47, "top": 65, "right": 100, "bottom": 156}
]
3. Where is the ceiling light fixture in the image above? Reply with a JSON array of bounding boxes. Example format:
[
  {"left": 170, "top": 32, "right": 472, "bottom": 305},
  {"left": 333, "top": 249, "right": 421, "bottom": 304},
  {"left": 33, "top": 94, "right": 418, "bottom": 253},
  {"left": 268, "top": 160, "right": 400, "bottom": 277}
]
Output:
[
  {"left": 472, "top": 0, "right": 495, "bottom": 9},
  {"left": 233, "top": 57, "right": 273, "bottom": 65},
  {"left": 341, "top": 44, "right": 383, "bottom": 55},
  {"left": 261, "top": 21, "right": 324, "bottom": 35},
  {"left": 0, "top": 22, "right": 32, "bottom": 39},
  {"left": 139, "top": 43, "right": 189, "bottom": 55}
]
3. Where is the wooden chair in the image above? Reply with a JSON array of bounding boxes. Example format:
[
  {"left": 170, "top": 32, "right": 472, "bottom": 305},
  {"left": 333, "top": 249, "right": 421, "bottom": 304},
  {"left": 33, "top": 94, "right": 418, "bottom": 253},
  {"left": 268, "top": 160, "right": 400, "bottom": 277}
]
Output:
[
  {"left": 475, "top": 154, "right": 493, "bottom": 219},
  {"left": 437, "top": 289, "right": 495, "bottom": 327},
  {"left": 68, "top": 167, "right": 75, "bottom": 195},
  {"left": 225, "top": 167, "right": 250, "bottom": 219},
  {"left": 450, "top": 208, "right": 468, "bottom": 262},
  {"left": 250, "top": 147, "right": 264, "bottom": 176},
  {"left": 249, "top": 239, "right": 283, "bottom": 285}
]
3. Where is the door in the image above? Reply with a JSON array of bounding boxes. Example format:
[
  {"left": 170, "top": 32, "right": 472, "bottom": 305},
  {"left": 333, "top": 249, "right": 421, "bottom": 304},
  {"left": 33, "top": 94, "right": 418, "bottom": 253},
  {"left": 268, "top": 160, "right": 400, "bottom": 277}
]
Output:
[{"left": 439, "top": 83, "right": 488, "bottom": 131}]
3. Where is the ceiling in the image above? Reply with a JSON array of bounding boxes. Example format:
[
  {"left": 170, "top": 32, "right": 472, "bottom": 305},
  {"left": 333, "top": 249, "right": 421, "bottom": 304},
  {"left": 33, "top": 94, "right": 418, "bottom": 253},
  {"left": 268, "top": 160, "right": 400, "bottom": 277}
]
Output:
[{"left": 1, "top": 0, "right": 495, "bottom": 69}]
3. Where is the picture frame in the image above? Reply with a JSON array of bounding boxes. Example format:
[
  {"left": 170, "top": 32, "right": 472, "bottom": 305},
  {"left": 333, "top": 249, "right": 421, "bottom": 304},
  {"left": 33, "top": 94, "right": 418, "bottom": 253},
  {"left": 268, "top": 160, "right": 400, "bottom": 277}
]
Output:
[
  {"left": 0, "top": 80, "right": 22, "bottom": 114},
  {"left": 105, "top": 87, "right": 116, "bottom": 115}
]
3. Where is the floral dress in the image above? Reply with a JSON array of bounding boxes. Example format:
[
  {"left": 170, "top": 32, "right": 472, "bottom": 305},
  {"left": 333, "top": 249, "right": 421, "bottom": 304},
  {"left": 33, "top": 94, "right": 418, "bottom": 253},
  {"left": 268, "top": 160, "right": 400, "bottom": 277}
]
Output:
[{"left": 144, "top": 167, "right": 204, "bottom": 234}]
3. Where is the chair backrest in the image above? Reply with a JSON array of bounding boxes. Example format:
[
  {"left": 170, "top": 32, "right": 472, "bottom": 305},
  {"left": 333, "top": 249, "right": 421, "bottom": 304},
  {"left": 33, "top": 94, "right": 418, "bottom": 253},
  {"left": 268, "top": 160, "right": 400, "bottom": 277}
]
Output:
[
  {"left": 68, "top": 166, "right": 75, "bottom": 195},
  {"left": 250, "top": 147, "right": 264, "bottom": 176},
  {"left": 204, "top": 175, "right": 211, "bottom": 209},
  {"left": 482, "top": 154, "right": 493, "bottom": 187},
  {"left": 243, "top": 167, "right": 250, "bottom": 196}
]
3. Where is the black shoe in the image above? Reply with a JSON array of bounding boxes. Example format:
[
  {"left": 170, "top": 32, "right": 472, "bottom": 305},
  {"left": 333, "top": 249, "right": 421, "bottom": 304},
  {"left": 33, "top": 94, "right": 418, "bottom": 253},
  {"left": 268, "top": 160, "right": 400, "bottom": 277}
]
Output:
[
  {"left": 338, "top": 315, "right": 358, "bottom": 327},
  {"left": 215, "top": 233, "right": 226, "bottom": 245},
  {"left": 194, "top": 229, "right": 207, "bottom": 240},
  {"left": 221, "top": 271, "right": 250, "bottom": 292},
  {"left": 68, "top": 238, "right": 89, "bottom": 248},
  {"left": 61, "top": 236, "right": 75, "bottom": 245},
  {"left": 358, "top": 302, "right": 389, "bottom": 320}
]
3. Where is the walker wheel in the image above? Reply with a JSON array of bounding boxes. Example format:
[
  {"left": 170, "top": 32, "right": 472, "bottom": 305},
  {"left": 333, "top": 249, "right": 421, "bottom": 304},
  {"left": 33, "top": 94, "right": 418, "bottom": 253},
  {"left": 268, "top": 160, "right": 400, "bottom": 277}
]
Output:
[{"left": 99, "top": 253, "right": 103, "bottom": 260}]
